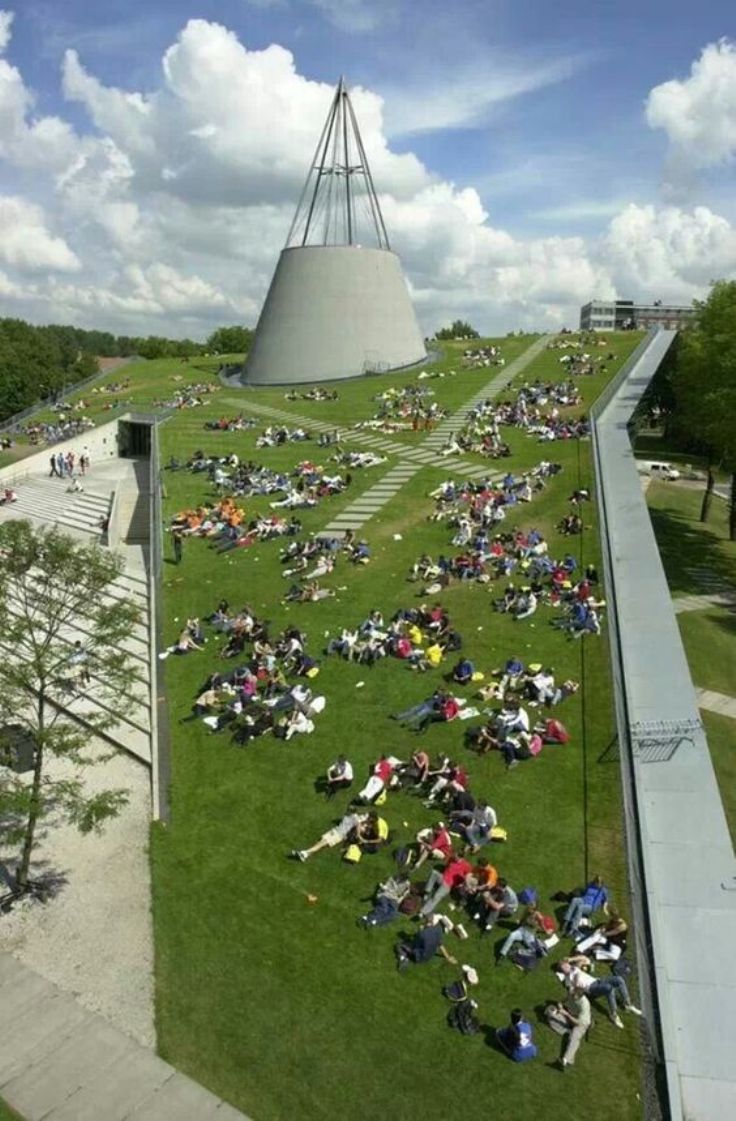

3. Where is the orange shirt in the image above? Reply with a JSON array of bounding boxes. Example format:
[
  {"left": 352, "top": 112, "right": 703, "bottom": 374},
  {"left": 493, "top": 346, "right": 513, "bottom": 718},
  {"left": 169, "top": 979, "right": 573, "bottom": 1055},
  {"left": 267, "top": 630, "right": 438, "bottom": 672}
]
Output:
[{"left": 473, "top": 863, "right": 499, "bottom": 890}]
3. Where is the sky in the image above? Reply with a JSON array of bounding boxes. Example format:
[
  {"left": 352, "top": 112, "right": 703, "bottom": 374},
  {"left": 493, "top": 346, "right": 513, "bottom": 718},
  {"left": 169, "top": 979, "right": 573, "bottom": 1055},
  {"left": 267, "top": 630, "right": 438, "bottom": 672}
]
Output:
[{"left": 0, "top": 0, "right": 735, "bottom": 338}]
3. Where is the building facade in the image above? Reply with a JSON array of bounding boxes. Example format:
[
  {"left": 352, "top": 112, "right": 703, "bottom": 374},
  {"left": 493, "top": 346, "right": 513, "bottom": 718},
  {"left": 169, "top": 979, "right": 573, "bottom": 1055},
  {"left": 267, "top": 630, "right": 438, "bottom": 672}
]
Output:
[{"left": 580, "top": 299, "right": 696, "bottom": 332}]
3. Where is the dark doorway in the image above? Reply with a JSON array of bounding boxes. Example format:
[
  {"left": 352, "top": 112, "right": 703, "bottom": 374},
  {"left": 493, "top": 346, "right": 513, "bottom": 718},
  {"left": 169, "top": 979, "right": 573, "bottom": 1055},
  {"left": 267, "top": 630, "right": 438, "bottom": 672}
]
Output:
[{"left": 118, "top": 420, "right": 152, "bottom": 458}]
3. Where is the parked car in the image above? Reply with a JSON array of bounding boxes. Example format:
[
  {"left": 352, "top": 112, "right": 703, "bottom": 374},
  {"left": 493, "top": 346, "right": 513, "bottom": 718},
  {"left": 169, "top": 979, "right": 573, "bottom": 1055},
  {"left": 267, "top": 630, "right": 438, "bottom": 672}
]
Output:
[{"left": 635, "top": 460, "right": 681, "bottom": 480}]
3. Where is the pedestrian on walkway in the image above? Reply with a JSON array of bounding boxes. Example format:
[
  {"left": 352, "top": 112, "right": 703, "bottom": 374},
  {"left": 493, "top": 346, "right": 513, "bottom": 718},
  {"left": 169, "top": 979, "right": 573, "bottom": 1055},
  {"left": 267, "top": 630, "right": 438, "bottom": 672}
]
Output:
[
  {"left": 49, "top": 454, "right": 59, "bottom": 478},
  {"left": 173, "top": 530, "right": 183, "bottom": 565}
]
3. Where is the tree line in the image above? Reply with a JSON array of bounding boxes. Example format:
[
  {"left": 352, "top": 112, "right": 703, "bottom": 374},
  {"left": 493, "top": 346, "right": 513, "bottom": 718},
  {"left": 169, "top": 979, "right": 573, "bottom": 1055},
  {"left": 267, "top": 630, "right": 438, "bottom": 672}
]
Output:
[
  {"left": 0, "top": 319, "right": 254, "bottom": 424},
  {"left": 642, "top": 279, "right": 736, "bottom": 538}
]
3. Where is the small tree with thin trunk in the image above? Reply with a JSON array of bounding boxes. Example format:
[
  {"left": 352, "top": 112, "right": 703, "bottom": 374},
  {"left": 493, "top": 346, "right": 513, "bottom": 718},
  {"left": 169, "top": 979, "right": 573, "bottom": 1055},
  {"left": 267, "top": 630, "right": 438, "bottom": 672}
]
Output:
[{"left": 0, "top": 520, "right": 143, "bottom": 895}]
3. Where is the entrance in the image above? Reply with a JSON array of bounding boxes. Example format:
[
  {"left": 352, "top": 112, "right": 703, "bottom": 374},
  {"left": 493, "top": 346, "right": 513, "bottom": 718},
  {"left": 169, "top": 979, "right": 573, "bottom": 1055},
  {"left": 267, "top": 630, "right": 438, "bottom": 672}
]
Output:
[{"left": 118, "top": 420, "right": 152, "bottom": 458}]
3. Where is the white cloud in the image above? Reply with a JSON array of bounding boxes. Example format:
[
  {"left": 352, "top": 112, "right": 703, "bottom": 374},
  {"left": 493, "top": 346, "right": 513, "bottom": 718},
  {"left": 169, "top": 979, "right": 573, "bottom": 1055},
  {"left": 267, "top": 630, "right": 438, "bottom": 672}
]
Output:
[
  {"left": 383, "top": 54, "right": 589, "bottom": 137},
  {"left": 0, "top": 195, "right": 80, "bottom": 272},
  {"left": 0, "top": 10, "right": 13, "bottom": 53},
  {"left": 646, "top": 39, "right": 736, "bottom": 168},
  {"left": 602, "top": 203, "right": 736, "bottom": 300},
  {"left": 0, "top": 14, "right": 734, "bottom": 338},
  {"left": 308, "top": 0, "right": 394, "bottom": 33}
]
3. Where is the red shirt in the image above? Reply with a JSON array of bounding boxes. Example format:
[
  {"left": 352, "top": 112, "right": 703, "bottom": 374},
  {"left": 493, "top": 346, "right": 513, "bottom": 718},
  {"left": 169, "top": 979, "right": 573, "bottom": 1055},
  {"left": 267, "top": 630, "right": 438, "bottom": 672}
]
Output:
[
  {"left": 441, "top": 698, "right": 460, "bottom": 721},
  {"left": 374, "top": 759, "right": 393, "bottom": 783},
  {"left": 431, "top": 828, "right": 453, "bottom": 857},
  {"left": 442, "top": 858, "right": 472, "bottom": 888},
  {"left": 450, "top": 766, "right": 468, "bottom": 789}
]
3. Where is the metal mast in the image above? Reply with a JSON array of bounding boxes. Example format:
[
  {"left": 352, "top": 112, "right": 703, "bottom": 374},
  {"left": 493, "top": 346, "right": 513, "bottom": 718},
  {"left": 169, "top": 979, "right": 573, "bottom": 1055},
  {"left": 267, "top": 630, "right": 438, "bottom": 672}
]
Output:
[{"left": 286, "top": 77, "right": 391, "bottom": 250}]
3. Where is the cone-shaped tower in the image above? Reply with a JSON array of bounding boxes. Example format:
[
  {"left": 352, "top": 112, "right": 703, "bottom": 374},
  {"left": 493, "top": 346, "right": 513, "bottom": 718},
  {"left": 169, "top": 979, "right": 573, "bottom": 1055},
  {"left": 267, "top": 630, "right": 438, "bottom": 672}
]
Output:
[{"left": 242, "top": 78, "right": 426, "bottom": 385}]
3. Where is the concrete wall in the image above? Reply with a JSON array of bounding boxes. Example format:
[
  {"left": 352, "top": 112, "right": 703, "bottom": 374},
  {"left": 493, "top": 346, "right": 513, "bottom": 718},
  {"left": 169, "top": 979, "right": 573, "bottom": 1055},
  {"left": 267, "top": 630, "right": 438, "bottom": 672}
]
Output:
[
  {"left": 243, "top": 245, "right": 426, "bottom": 385},
  {"left": 0, "top": 417, "right": 121, "bottom": 487}
]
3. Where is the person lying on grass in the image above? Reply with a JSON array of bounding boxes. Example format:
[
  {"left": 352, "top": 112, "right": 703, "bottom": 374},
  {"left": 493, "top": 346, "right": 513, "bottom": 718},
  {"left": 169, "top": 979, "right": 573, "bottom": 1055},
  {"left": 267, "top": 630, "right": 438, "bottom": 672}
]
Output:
[
  {"left": 292, "top": 811, "right": 368, "bottom": 862},
  {"left": 395, "top": 915, "right": 458, "bottom": 970},
  {"left": 353, "top": 755, "right": 402, "bottom": 805},
  {"left": 359, "top": 874, "right": 411, "bottom": 927}
]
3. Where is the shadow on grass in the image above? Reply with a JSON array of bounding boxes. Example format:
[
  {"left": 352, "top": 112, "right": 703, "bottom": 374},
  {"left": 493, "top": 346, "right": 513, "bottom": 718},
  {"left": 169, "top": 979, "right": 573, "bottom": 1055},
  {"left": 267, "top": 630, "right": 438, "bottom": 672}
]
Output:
[
  {"left": 647, "top": 506, "right": 734, "bottom": 595},
  {"left": 709, "top": 610, "right": 736, "bottom": 639}
]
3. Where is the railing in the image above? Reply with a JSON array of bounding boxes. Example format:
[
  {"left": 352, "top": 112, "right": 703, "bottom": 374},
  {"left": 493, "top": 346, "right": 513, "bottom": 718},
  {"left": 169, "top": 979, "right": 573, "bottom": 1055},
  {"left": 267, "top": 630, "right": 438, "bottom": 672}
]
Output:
[
  {"left": 148, "top": 420, "right": 169, "bottom": 822},
  {"left": 0, "top": 359, "right": 140, "bottom": 435},
  {"left": 589, "top": 327, "right": 681, "bottom": 1120}
]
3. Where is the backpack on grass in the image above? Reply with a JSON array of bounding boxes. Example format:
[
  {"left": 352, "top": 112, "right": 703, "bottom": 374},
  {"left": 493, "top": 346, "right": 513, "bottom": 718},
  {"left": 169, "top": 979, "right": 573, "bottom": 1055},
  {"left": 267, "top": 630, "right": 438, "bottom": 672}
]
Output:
[{"left": 447, "top": 999, "right": 480, "bottom": 1036}]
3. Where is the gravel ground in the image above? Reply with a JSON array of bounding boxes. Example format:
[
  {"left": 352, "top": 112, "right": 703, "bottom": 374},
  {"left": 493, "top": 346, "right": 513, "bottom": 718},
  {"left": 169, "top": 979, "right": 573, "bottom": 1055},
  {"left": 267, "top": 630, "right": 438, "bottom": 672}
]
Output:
[{"left": 0, "top": 742, "right": 155, "bottom": 1047}]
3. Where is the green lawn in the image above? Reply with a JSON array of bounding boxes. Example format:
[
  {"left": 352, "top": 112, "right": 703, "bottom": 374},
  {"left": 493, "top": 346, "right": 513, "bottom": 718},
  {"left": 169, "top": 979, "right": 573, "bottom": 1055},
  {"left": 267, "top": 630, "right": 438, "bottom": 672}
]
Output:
[
  {"left": 645, "top": 480, "right": 736, "bottom": 846},
  {"left": 645, "top": 481, "right": 736, "bottom": 596},
  {"left": 0, "top": 1099, "right": 23, "bottom": 1120},
  {"left": 702, "top": 712, "right": 736, "bottom": 845},
  {"left": 148, "top": 333, "right": 645, "bottom": 1121}
]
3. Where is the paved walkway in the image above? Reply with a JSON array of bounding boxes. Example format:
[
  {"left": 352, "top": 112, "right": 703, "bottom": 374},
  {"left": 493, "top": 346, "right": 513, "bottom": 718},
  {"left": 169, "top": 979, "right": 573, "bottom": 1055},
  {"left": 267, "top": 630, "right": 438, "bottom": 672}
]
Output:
[
  {"left": 673, "top": 590, "right": 736, "bottom": 614},
  {"left": 420, "top": 333, "right": 553, "bottom": 452},
  {"left": 696, "top": 687, "right": 736, "bottom": 719},
  {"left": 0, "top": 952, "right": 249, "bottom": 1120}
]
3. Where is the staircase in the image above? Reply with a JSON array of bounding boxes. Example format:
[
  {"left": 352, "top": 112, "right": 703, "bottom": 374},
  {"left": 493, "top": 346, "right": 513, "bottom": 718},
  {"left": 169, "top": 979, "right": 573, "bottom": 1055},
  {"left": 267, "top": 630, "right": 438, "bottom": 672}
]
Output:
[
  {"left": 1, "top": 477, "right": 111, "bottom": 538},
  {"left": 1, "top": 469, "right": 153, "bottom": 768}
]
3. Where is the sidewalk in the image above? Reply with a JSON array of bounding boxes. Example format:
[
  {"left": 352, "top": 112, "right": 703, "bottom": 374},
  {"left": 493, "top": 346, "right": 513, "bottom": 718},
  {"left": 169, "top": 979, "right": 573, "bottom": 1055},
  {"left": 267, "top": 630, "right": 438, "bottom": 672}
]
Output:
[
  {"left": 696, "top": 687, "right": 736, "bottom": 720},
  {"left": 0, "top": 952, "right": 249, "bottom": 1121}
]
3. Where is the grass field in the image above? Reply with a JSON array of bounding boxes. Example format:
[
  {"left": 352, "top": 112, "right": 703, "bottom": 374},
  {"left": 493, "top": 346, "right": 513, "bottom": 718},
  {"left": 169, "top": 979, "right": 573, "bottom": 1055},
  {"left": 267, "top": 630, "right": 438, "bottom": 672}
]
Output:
[
  {"left": 645, "top": 481, "right": 736, "bottom": 843},
  {"left": 0, "top": 1098, "right": 22, "bottom": 1120},
  {"left": 138, "top": 331, "right": 650, "bottom": 1121}
]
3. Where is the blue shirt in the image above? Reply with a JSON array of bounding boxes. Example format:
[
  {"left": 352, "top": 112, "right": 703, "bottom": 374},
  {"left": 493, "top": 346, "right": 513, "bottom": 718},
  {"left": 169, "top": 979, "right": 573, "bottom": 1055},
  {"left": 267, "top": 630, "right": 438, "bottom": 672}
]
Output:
[{"left": 582, "top": 883, "right": 609, "bottom": 910}]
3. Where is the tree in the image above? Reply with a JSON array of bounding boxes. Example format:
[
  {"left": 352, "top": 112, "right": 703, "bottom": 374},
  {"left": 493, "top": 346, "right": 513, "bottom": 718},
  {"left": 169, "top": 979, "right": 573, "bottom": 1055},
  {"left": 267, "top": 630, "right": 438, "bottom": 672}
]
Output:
[
  {"left": 671, "top": 281, "right": 736, "bottom": 535},
  {"left": 206, "top": 325, "right": 254, "bottom": 354},
  {"left": 0, "top": 521, "right": 143, "bottom": 894},
  {"left": 434, "top": 319, "right": 480, "bottom": 340}
]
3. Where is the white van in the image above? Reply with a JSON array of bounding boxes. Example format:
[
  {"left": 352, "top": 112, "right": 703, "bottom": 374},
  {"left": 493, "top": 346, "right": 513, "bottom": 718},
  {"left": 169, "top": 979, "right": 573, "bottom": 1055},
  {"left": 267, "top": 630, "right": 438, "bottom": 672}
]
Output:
[{"left": 636, "top": 460, "right": 681, "bottom": 480}]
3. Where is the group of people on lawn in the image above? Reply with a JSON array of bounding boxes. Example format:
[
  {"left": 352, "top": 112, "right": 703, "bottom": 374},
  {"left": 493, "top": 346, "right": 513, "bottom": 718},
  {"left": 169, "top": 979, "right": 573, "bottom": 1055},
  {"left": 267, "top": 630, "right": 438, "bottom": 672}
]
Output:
[{"left": 162, "top": 362, "right": 639, "bottom": 1070}]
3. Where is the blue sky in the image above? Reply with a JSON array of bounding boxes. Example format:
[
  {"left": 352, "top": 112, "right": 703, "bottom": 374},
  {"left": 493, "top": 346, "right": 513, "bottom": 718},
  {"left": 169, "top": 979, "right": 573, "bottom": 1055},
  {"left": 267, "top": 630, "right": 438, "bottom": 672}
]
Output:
[{"left": 1, "top": 1, "right": 735, "bottom": 335}]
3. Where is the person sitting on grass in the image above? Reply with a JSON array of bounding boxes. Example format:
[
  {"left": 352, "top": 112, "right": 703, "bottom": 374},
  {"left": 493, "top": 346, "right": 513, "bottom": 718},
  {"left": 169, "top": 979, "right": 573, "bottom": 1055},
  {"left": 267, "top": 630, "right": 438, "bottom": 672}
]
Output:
[
  {"left": 424, "top": 760, "right": 468, "bottom": 807},
  {"left": 467, "top": 719, "right": 502, "bottom": 755},
  {"left": 420, "top": 853, "right": 473, "bottom": 916},
  {"left": 414, "top": 822, "right": 454, "bottom": 869},
  {"left": 472, "top": 878, "right": 519, "bottom": 932},
  {"left": 496, "top": 1009, "right": 538, "bottom": 1062},
  {"left": 497, "top": 907, "right": 556, "bottom": 964},
  {"left": 461, "top": 857, "right": 499, "bottom": 907},
  {"left": 500, "top": 730, "right": 544, "bottom": 770},
  {"left": 575, "top": 909, "right": 628, "bottom": 961},
  {"left": 324, "top": 755, "right": 354, "bottom": 799},
  {"left": 357, "top": 811, "right": 390, "bottom": 854},
  {"left": 395, "top": 915, "right": 458, "bottom": 971},
  {"left": 292, "top": 812, "right": 367, "bottom": 862},
  {"left": 398, "top": 747, "right": 430, "bottom": 789},
  {"left": 159, "top": 619, "right": 205, "bottom": 659},
  {"left": 451, "top": 656, "right": 475, "bottom": 685},
  {"left": 459, "top": 799, "right": 497, "bottom": 852},
  {"left": 544, "top": 991, "right": 592, "bottom": 1071}
]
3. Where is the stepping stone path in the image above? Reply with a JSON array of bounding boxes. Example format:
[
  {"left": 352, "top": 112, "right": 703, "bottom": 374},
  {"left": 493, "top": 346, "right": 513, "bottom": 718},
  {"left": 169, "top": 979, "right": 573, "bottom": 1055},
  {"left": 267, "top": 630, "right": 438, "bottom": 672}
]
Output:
[
  {"left": 674, "top": 567, "right": 736, "bottom": 613},
  {"left": 695, "top": 687, "right": 736, "bottom": 720},
  {"left": 238, "top": 334, "right": 555, "bottom": 537}
]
